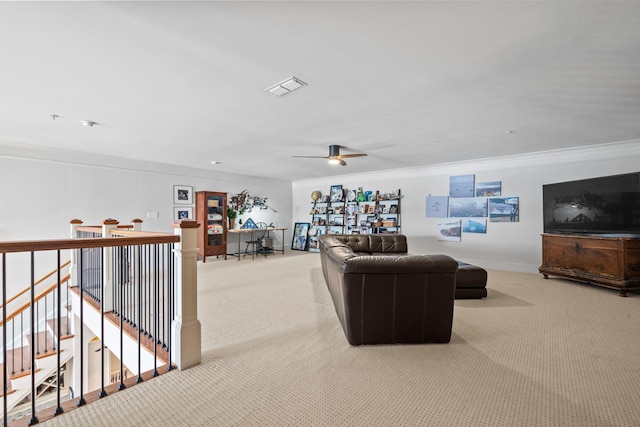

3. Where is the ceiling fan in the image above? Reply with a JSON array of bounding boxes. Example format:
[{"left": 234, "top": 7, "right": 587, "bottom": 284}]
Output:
[{"left": 292, "top": 145, "right": 368, "bottom": 166}]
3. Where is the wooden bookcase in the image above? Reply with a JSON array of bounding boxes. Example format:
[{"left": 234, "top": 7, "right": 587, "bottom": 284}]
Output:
[
  {"left": 195, "top": 191, "right": 228, "bottom": 262},
  {"left": 308, "top": 188, "right": 402, "bottom": 251}
]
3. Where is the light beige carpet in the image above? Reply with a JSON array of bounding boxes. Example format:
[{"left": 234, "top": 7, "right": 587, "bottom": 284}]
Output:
[{"left": 40, "top": 251, "right": 640, "bottom": 426}]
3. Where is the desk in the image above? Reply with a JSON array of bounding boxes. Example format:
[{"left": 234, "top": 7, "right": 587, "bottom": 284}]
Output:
[{"left": 228, "top": 227, "right": 287, "bottom": 261}]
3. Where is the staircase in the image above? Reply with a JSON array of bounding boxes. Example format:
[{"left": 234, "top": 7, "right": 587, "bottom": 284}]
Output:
[
  {"left": 1, "top": 316, "right": 74, "bottom": 419},
  {"left": 2, "top": 217, "right": 201, "bottom": 425}
]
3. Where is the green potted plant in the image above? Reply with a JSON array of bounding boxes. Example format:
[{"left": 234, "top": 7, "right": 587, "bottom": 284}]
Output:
[{"left": 227, "top": 206, "right": 238, "bottom": 229}]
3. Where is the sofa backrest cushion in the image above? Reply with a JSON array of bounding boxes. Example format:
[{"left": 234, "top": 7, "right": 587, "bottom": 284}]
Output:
[
  {"left": 368, "top": 235, "right": 408, "bottom": 254},
  {"left": 320, "top": 234, "right": 408, "bottom": 254},
  {"left": 329, "top": 234, "right": 371, "bottom": 253},
  {"left": 342, "top": 254, "right": 458, "bottom": 274}
]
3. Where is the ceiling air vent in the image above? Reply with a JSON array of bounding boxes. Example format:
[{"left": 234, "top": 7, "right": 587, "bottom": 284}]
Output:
[{"left": 266, "top": 76, "right": 307, "bottom": 96}]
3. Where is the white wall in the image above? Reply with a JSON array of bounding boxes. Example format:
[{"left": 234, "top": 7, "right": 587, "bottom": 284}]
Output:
[
  {"left": 292, "top": 141, "right": 640, "bottom": 273},
  {"left": 0, "top": 153, "right": 292, "bottom": 293}
]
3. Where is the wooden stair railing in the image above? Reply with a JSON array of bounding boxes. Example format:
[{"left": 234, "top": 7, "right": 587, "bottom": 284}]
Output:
[
  {"left": 0, "top": 275, "right": 71, "bottom": 328},
  {"left": 0, "top": 261, "right": 70, "bottom": 311},
  {"left": 2, "top": 222, "right": 185, "bottom": 425}
]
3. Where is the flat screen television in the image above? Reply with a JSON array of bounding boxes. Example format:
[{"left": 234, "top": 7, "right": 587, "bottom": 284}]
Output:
[{"left": 542, "top": 172, "right": 640, "bottom": 235}]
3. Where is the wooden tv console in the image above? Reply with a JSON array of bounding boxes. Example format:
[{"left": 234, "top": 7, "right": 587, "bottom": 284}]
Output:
[{"left": 539, "top": 233, "right": 640, "bottom": 297}]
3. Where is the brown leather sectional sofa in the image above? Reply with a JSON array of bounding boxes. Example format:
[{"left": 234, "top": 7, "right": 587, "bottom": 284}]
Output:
[{"left": 318, "top": 234, "right": 458, "bottom": 346}]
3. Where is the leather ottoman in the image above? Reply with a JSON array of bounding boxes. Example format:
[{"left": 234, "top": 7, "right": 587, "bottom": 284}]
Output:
[{"left": 455, "top": 262, "right": 488, "bottom": 299}]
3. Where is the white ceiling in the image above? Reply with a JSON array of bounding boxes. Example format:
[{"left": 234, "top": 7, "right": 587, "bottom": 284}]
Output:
[{"left": 1, "top": 1, "right": 639, "bottom": 181}]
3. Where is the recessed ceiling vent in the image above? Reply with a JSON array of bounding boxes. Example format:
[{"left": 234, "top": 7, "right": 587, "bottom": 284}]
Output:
[{"left": 266, "top": 76, "right": 307, "bottom": 96}]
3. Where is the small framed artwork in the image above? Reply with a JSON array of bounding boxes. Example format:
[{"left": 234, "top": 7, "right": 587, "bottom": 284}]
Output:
[
  {"left": 449, "top": 174, "right": 475, "bottom": 198},
  {"left": 462, "top": 219, "right": 487, "bottom": 233},
  {"left": 291, "top": 222, "right": 310, "bottom": 251},
  {"left": 437, "top": 219, "right": 462, "bottom": 242},
  {"left": 449, "top": 197, "right": 488, "bottom": 218},
  {"left": 174, "top": 206, "right": 193, "bottom": 221},
  {"left": 330, "top": 185, "right": 343, "bottom": 202},
  {"left": 489, "top": 197, "right": 520, "bottom": 222},
  {"left": 174, "top": 185, "right": 194, "bottom": 204},
  {"left": 476, "top": 181, "right": 502, "bottom": 197},
  {"left": 426, "top": 196, "right": 449, "bottom": 218}
]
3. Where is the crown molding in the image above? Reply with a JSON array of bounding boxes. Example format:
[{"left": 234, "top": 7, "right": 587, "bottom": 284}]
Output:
[
  {"left": 0, "top": 140, "right": 288, "bottom": 186},
  {"left": 293, "top": 140, "right": 640, "bottom": 184}
]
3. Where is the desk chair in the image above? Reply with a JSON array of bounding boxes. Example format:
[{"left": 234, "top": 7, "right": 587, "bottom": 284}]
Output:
[{"left": 243, "top": 222, "right": 268, "bottom": 259}]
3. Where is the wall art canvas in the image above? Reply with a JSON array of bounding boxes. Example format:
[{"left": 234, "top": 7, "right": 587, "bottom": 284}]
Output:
[
  {"left": 291, "top": 222, "right": 310, "bottom": 251},
  {"left": 308, "top": 226, "right": 323, "bottom": 253},
  {"left": 437, "top": 219, "right": 462, "bottom": 241},
  {"left": 426, "top": 196, "right": 449, "bottom": 217},
  {"left": 449, "top": 174, "right": 475, "bottom": 198},
  {"left": 449, "top": 197, "right": 488, "bottom": 218},
  {"left": 475, "top": 181, "right": 502, "bottom": 197},
  {"left": 462, "top": 218, "right": 487, "bottom": 233},
  {"left": 489, "top": 197, "right": 520, "bottom": 222}
]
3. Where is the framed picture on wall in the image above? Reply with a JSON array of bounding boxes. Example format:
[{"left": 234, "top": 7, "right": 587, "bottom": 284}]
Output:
[
  {"left": 489, "top": 197, "right": 520, "bottom": 222},
  {"left": 426, "top": 196, "right": 449, "bottom": 218},
  {"left": 291, "top": 222, "right": 310, "bottom": 251},
  {"left": 449, "top": 174, "right": 475, "bottom": 198},
  {"left": 174, "top": 206, "right": 193, "bottom": 221},
  {"left": 174, "top": 185, "right": 194, "bottom": 204},
  {"left": 437, "top": 219, "right": 462, "bottom": 242}
]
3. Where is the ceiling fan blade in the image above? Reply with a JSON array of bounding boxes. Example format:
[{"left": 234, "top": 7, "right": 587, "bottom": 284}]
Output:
[
  {"left": 291, "top": 155, "right": 330, "bottom": 159},
  {"left": 293, "top": 145, "right": 367, "bottom": 164},
  {"left": 338, "top": 153, "right": 368, "bottom": 158}
]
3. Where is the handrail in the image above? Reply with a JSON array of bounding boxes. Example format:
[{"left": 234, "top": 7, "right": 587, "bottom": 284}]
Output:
[
  {"left": 109, "top": 229, "right": 173, "bottom": 237},
  {"left": 0, "top": 259, "right": 70, "bottom": 310},
  {"left": 0, "top": 234, "right": 179, "bottom": 254},
  {"left": 0, "top": 274, "right": 71, "bottom": 327},
  {"left": 75, "top": 226, "right": 103, "bottom": 233}
]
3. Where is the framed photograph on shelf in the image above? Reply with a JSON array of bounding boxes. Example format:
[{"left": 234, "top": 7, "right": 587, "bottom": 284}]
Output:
[
  {"left": 291, "top": 222, "right": 310, "bottom": 251},
  {"left": 330, "top": 185, "right": 343, "bottom": 202},
  {"left": 173, "top": 185, "right": 194, "bottom": 204},
  {"left": 174, "top": 206, "right": 193, "bottom": 221}
]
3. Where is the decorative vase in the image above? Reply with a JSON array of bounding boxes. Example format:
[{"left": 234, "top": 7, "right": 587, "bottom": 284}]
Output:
[
  {"left": 229, "top": 218, "right": 235, "bottom": 229},
  {"left": 311, "top": 191, "right": 322, "bottom": 202}
]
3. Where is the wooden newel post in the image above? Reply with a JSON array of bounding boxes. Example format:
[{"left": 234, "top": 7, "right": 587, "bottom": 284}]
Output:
[
  {"left": 171, "top": 219, "right": 201, "bottom": 370},
  {"left": 69, "top": 219, "right": 83, "bottom": 287},
  {"left": 131, "top": 218, "right": 143, "bottom": 231}
]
